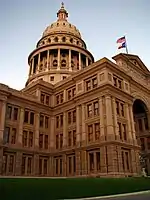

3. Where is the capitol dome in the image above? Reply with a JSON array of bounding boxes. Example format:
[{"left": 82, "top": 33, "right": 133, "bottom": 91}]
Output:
[
  {"left": 43, "top": 3, "right": 81, "bottom": 38},
  {"left": 26, "top": 3, "right": 94, "bottom": 86}
]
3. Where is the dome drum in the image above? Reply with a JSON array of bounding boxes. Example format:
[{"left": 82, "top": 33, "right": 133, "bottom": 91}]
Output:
[{"left": 26, "top": 3, "right": 94, "bottom": 86}]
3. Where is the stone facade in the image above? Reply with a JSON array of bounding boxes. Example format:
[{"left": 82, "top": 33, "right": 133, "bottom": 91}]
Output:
[{"left": 0, "top": 3, "right": 150, "bottom": 177}]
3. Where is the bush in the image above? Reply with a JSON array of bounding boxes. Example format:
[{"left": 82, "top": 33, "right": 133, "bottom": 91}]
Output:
[{"left": 0, "top": 177, "right": 150, "bottom": 200}]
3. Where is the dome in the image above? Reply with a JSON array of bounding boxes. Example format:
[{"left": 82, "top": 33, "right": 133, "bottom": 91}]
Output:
[{"left": 42, "top": 2, "right": 81, "bottom": 38}]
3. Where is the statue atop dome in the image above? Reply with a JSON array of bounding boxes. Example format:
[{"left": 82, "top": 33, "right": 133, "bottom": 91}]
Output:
[{"left": 57, "top": 2, "right": 68, "bottom": 21}]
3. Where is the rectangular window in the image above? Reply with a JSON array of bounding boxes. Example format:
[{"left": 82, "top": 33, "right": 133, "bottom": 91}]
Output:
[
  {"left": 95, "top": 123, "right": 100, "bottom": 141},
  {"left": 39, "top": 134, "right": 43, "bottom": 149},
  {"left": 44, "top": 159, "right": 48, "bottom": 175},
  {"left": 56, "top": 116, "right": 59, "bottom": 128},
  {"left": 68, "top": 131, "right": 72, "bottom": 146},
  {"left": 147, "top": 137, "right": 150, "bottom": 149},
  {"left": 6, "top": 106, "right": 12, "bottom": 119},
  {"left": 94, "top": 101, "right": 99, "bottom": 116},
  {"left": 11, "top": 128, "right": 16, "bottom": 144},
  {"left": 3, "top": 127, "right": 10, "bottom": 144},
  {"left": 86, "top": 80, "right": 91, "bottom": 91},
  {"left": 92, "top": 77, "right": 97, "bottom": 88},
  {"left": 138, "top": 119, "right": 143, "bottom": 131},
  {"left": 68, "top": 157, "right": 72, "bottom": 174},
  {"left": 22, "top": 156, "right": 26, "bottom": 175},
  {"left": 73, "top": 110, "right": 76, "bottom": 123},
  {"left": 44, "top": 135, "right": 48, "bottom": 149},
  {"left": 23, "top": 130, "right": 28, "bottom": 147},
  {"left": 40, "top": 115, "right": 44, "bottom": 127},
  {"left": 96, "top": 152, "right": 100, "bottom": 170},
  {"left": 140, "top": 138, "right": 145, "bottom": 151},
  {"left": 60, "top": 93, "right": 63, "bottom": 103},
  {"left": 56, "top": 135, "right": 59, "bottom": 149},
  {"left": 87, "top": 104, "right": 92, "bottom": 118},
  {"left": 122, "top": 124, "right": 127, "bottom": 141},
  {"left": 24, "top": 111, "right": 29, "bottom": 123},
  {"left": 73, "top": 130, "right": 76, "bottom": 146},
  {"left": 88, "top": 125, "right": 93, "bottom": 142},
  {"left": 46, "top": 96, "right": 50, "bottom": 105},
  {"left": 89, "top": 152, "right": 94, "bottom": 171},
  {"left": 60, "top": 115, "right": 63, "bottom": 127},
  {"left": 41, "top": 94, "right": 45, "bottom": 104},
  {"left": 45, "top": 116, "right": 49, "bottom": 128},
  {"left": 29, "top": 131, "right": 33, "bottom": 147},
  {"left": 68, "top": 112, "right": 72, "bottom": 124},
  {"left": 27, "top": 157, "right": 32, "bottom": 174},
  {"left": 30, "top": 112, "right": 34, "bottom": 125},
  {"left": 60, "top": 133, "right": 63, "bottom": 148},
  {"left": 118, "top": 122, "right": 122, "bottom": 140},
  {"left": 56, "top": 159, "right": 58, "bottom": 174},
  {"left": 13, "top": 108, "right": 18, "bottom": 120},
  {"left": 9, "top": 155, "right": 14, "bottom": 173},
  {"left": 39, "top": 158, "right": 42, "bottom": 175}
]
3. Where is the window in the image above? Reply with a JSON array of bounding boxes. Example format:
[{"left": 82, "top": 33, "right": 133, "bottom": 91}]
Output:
[
  {"left": 116, "top": 100, "right": 125, "bottom": 117},
  {"left": 39, "top": 114, "right": 49, "bottom": 129},
  {"left": 140, "top": 138, "right": 145, "bottom": 151},
  {"left": 9, "top": 155, "right": 14, "bottom": 173},
  {"left": 11, "top": 128, "right": 16, "bottom": 144},
  {"left": 54, "top": 37, "right": 58, "bottom": 42},
  {"left": 96, "top": 152, "right": 100, "bottom": 170},
  {"left": 3, "top": 127, "right": 10, "bottom": 144},
  {"left": 63, "top": 76, "right": 66, "bottom": 80},
  {"left": 68, "top": 112, "right": 71, "bottom": 124},
  {"left": 24, "top": 110, "right": 34, "bottom": 125},
  {"left": 73, "top": 130, "right": 76, "bottom": 146},
  {"left": 68, "top": 131, "right": 72, "bottom": 146},
  {"left": 87, "top": 101, "right": 99, "bottom": 118},
  {"left": 85, "top": 76, "right": 97, "bottom": 91},
  {"left": 147, "top": 137, "right": 150, "bottom": 149},
  {"left": 6, "top": 105, "right": 19, "bottom": 120},
  {"left": 55, "top": 133, "right": 63, "bottom": 149},
  {"left": 3, "top": 127, "right": 16, "bottom": 145},
  {"left": 67, "top": 110, "right": 76, "bottom": 125},
  {"left": 95, "top": 123, "right": 100, "bottom": 140},
  {"left": 56, "top": 92, "right": 64, "bottom": 105},
  {"left": 39, "top": 133, "right": 48, "bottom": 149},
  {"left": 66, "top": 87, "right": 76, "bottom": 100},
  {"left": 22, "top": 130, "right": 34, "bottom": 148},
  {"left": 13, "top": 108, "right": 18, "bottom": 120},
  {"left": 68, "top": 130, "right": 76, "bottom": 147},
  {"left": 113, "top": 75, "right": 123, "bottom": 89},
  {"left": 88, "top": 125, "right": 93, "bottom": 142},
  {"left": 54, "top": 157, "right": 63, "bottom": 176},
  {"left": 87, "top": 104, "right": 92, "bottom": 118},
  {"left": 89, "top": 152, "right": 94, "bottom": 171},
  {"left": 50, "top": 76, "right": 54, "bottom": 81},
  {"left": 40, "top": 92, "right": 50, "bottom": 106},
  {"left": 118, "top": 123, "right": 127, "bottom": 141},
  {"left": 94, "top": 101, "right": 99, "bottom": 116}
]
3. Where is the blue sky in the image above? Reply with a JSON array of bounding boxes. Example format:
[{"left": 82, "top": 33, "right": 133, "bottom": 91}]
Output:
[{"left": 0, "top": 0, "right": 149, "bottom": 90}]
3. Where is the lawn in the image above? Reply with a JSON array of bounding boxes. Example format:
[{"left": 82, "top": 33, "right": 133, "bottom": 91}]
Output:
[{"left": 0, "top": 177, "right": 150, "bottom": 200}]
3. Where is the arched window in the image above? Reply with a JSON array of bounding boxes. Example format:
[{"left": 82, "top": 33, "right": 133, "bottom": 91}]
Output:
[
  {"left": 62, "top": 37, "right": 66, "bottom": 42},
  {"left": 54, "top": 37, "right": 58, "bottom": 42},
  {"left": 48, "top": 38, "right": 51, "bottom": 43},
  {"left": 70, "top": 38, "right": 73, "bottom": 43},
  {"left": 61, "top": 59, "right": 66, "bottom": 67},
  {"left": 53, "top": 60, "right": 57, "bottom": 67}
]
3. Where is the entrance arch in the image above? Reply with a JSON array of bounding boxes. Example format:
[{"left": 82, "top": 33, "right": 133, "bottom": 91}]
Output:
[{"left": 133, "top": 99, "right": 150, "bottom": 175}]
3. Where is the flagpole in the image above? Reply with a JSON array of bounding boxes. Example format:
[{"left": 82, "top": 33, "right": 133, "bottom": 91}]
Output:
[{"left": 124, "top": 35, "right": 129, "bottom": 54}]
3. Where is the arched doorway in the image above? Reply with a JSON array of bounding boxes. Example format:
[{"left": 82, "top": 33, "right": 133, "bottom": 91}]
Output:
[{"left": 133, "top": 99, "right": 150, "bottom": 175}]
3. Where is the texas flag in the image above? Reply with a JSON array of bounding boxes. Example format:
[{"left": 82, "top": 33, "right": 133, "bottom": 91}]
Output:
[{"left": 116, "top": 36, "right": 126, "bottom": 49}]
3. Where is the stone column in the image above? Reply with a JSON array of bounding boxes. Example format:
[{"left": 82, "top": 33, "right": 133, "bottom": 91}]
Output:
[
  {"left": 81, "top": 104, "right": 86, "bottom": 146},
  {"left": 86, "top": 57, "right": 88, "bottom": 66},
  {"left": 112, "top": 97, "right": 119, "bottom": 141},
  {"left": 117, "top": 146, "right": 124, "bottom": 174},
  {"left": 17, "top": 108, "right": 24, "bottom": 147},
  {"left": 50, "top": 116, "right": 55, "bottom": 151},
  {"left": 15, "top": 151, "right": 22, "bottom": 176},
  {"left": 76, "top": 151, "right": 81, "bottom": 176},
  {"left": 69, "top": 49, "right": 72, "bottom": 71},
  {"left": 105, "top": 95, "right": 115, "bottom": 141},
  {"left": 38, "top": 53, "right": 41, "bottom": 72},
  {"left": 0, "top": 100, "right": 6, "bottom": 144},
  {"left": 63, "top": 112, "right": 67, "bottom": 148},
  {"left": 79, "top": 53, "right": 81, "bottom": 70},
  {"left": 146, "top": 111, "right": 150, "bottom": 130},
  {"left": 125, "top": 103, "right": 133, "bottom": 144},
  {"left": 99, "top": 97, "right": 105, "bottom": 141},
  {"left": 129, "top": 104, "right": 137, "bottom": 144},
  {"left": 76, "top": 105, "right": 81, "bottom": 147},
  {"left": 33, "top": 154, "right": 39, "bottom": 176},
  {"left": 31, "top": 57, "right": 34, "bottom": 74},
  {"left": 35, "top": 113, "right": 39, "bottom": 149},
  {"left": 100, "top": 146, "right": 107, "bottom": 173},
  {"left": 81, "top": 150, "right": 87, "bottom": 175},
  {"left": 47, "top": 50, "right": 49, "bottom": 71},
  {"left": 0, "top": 147, "right": 3, "bottom": 175},
  {"left": 57, "top": 49, "right": 60, "bottom": 70},
  {"left": 63, "top": 154, "right": 67, "bottom": 177}
]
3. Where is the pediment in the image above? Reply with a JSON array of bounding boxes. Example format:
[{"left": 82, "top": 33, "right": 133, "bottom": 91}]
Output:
[{"left": 112, "top": 53, "right": 150, "bottom": 75}]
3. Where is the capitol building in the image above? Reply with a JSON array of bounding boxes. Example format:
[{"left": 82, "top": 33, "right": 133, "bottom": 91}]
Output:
[{"left": 0, "top": 3, "right": 150, "bottom": 177}]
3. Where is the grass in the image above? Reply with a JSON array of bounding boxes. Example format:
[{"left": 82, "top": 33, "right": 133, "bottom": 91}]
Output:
[{"left": 0, "top": 177, "right": 150, "bottom": 200}]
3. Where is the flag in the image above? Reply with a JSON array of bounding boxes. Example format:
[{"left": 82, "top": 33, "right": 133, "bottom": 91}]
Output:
[{"left": 116, "top": 36, "right": 126, "bottom": 49}]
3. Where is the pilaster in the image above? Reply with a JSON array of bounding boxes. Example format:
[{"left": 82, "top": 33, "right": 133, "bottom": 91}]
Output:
[
  {"left": 99, "top": 97, "right": 105, "bottom": 141},
  {"left": 112, "top": 97, "right": 120, "bottom": 140},
  {"left": 33, "top": 154, "right": 39, "bottom": 176},
  {"left": 79, "top": 53, "right": 81, "bottom": 70},
  {"left": 17, "top": 108, "right": 24, "bottom": 147},
  {"left": 81, "top": 104, "right": 86, "bottom": 146},
  {"left": 76, "top": 105, "right": 81, "bottom": 147},
  {"left": 35, "top": 113, "right": 39, "bottom": 149},
  {"left": 81, "top": 150, "right": 87, "bottom": 175},
  {"left": 105, "top": 95, "right": 115, "bottom": 141},
  {"left": 50, "top": 116, "right": 55, "bottom": 151},
  {"left": 15, "top": 151, "right": 22, "bottom": 176},
  {"left": 0, "top": 100, "right": 6, "bottom": 144},
  {"left": 63, "top": 112, "right": 67, "bottom": 148},
  {"left": 125, "top": 103, "right": 133, "bottom": 144}
]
